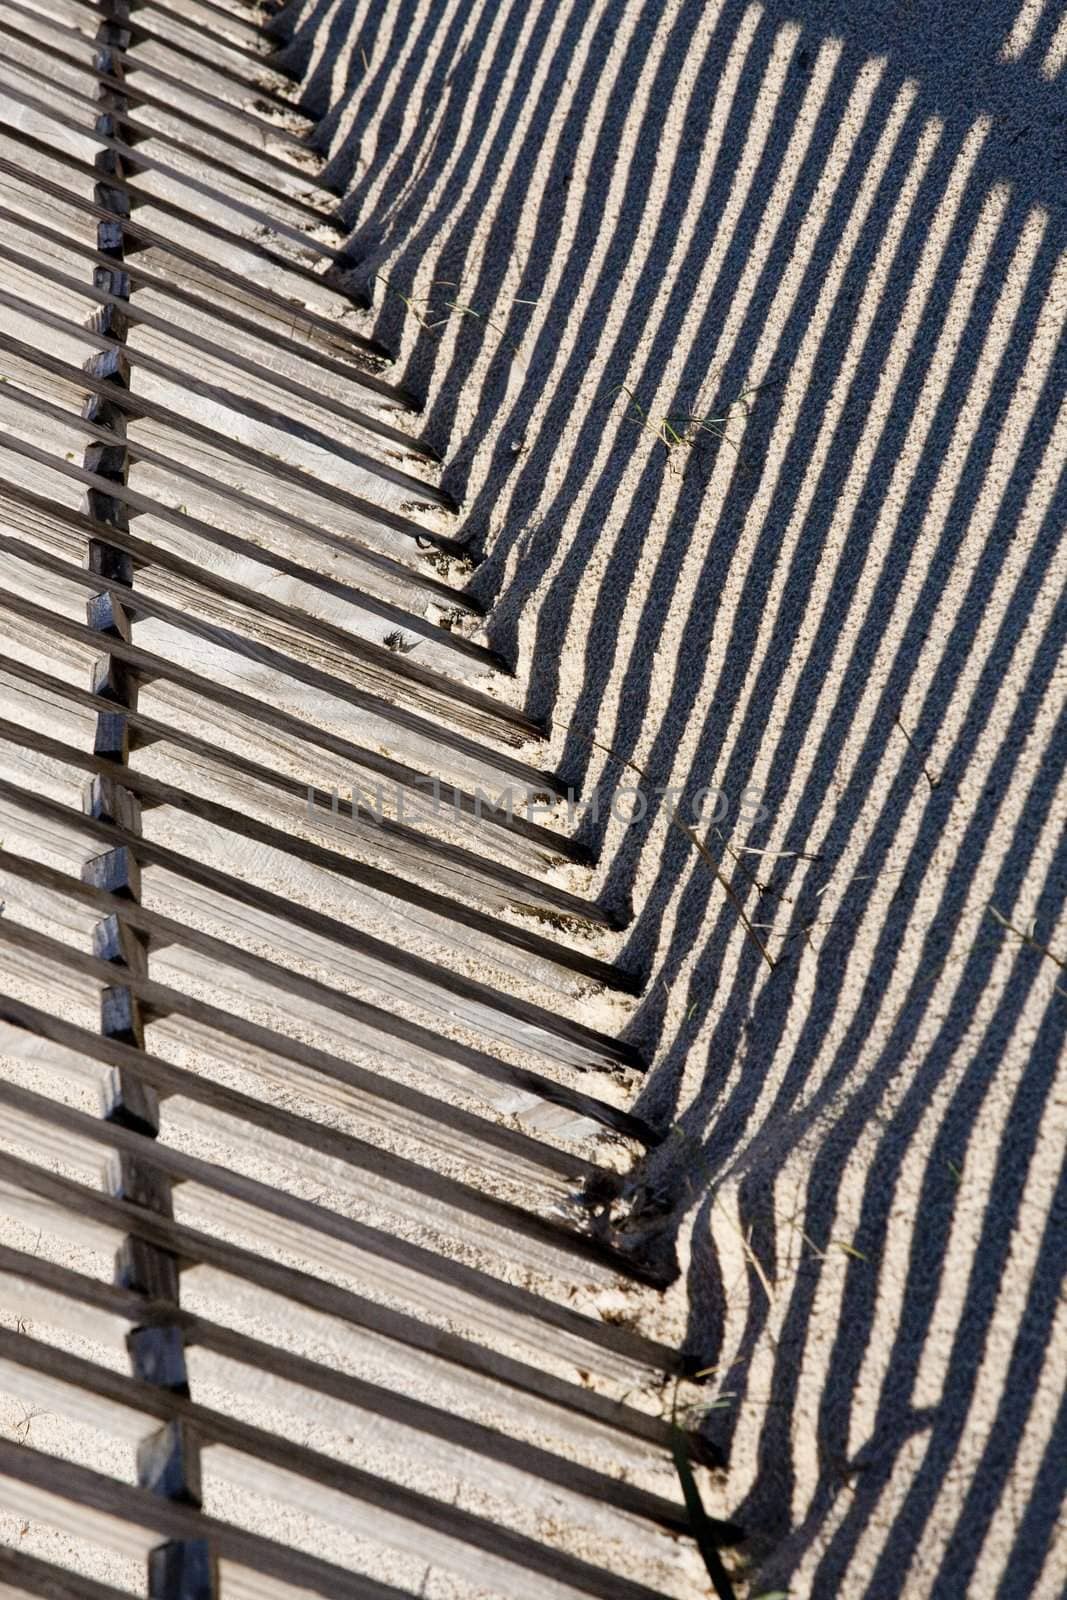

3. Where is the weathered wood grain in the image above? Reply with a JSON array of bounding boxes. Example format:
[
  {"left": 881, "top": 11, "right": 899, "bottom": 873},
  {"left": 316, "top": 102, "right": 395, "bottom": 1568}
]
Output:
[
  {"left": 0, "top": 841, "right": 651, "bottom": 1142},
  {"left": 0, "top": 2, "right": 703, "bottom": 1591},
  {"left": 0, "top": 19, "right": 333, "bottom": 223},
  {"left": 0, "top": 149, "right": 381, "bottom": 362}
]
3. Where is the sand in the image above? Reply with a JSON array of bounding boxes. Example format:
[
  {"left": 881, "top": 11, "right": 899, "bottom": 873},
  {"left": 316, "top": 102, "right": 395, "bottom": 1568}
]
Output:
[
  {"left": 0, "top": 0, "right": 1062, "bottom": 1594},
  {"left": 272, "top": 0, "right": 1067, "bottom": 1594}
]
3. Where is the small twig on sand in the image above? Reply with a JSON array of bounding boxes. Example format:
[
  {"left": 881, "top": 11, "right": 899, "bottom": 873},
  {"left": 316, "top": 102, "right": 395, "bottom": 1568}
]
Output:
[
  {"left": 989, "top": 905, "right": 1067, "bottom": 994},
  {"left": 895, "top": 714, "right": 941, "bottom": 790},
  {"left": 713, "top": 1195, "right": 778, "bottom": 1314},
  {"left": 711, "top": 826, "right": 803, "bottom": 904},
  {"left": 737, "top": 846, "right": 823, "bottom": 861},
  {"left": 612, "top": 380, "right": 774, "bottom": 457},
  {"left": 587, "top": 737, "right": 776, "bottom": 970},
  {"left": 374, "top": 273, "right": 535, "bottom": 367},
  {"left": 10, "top": 1406, "right": 48, "bottom": 1446}
]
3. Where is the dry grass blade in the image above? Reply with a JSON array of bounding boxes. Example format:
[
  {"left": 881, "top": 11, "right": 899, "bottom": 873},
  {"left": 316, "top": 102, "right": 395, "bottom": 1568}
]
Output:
[
  {"left": 988, "top": 904, "right": 1066, "bottom": 990},
  {"left": 612, "top": 381, "right": 773, "bottom": 454},
  {"left": 670, "top": 1387, "right": 739, "bottom": 1600}
]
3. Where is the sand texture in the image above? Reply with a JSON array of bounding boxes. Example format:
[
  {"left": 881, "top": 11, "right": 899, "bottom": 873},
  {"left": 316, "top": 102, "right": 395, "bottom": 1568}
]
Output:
[
  {"left": 0, "top": 0, "right": 1062, "bottom": 1595},
  {"left": 276, "top": 0, "right": 1067, "bottom": 1594}
]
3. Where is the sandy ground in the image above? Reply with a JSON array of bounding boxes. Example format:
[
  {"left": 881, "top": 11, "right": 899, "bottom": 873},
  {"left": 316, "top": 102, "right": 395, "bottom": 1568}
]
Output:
[{"left": 271, "top": 1, "right": 1067, "bottom": 1595}]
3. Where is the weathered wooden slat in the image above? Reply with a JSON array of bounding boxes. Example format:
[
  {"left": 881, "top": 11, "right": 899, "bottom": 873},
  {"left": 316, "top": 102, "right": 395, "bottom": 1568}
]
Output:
[
  {"left": 0, "top": 896, "right": 616, "bottom": 1178},
  {"left": 0, "top": 943, "right": 646, "bottom": 1283},
  {"left": 0, "top": 1153, "right": 684, "bottom": 1442},
  {"left": 0, "top": 148, "right": 383, "bottom": 363},
  {"left": 0, "top": 467, "right": 493, "bottom": 677},
  {"left": 0, "top": 1437, "right": 413, "bottom": 1600},
  {"left": 0, "top": 532, "right": 568, "bottom": 810},
  {"left": 0, "top": 1091, "right": 668, "bottom": 1389},
  {"left": 0, "top": 1327, "right": 678, "bottom": 1600},
  {"left": 0, "top": 496, "right": 532, "bottom": 763},
  {"left": 0, "top": 842, "right": 651, "bottom": 1142},
  {"left": 0, "top": 71, "right": 340, "bottom": 263},
  {"left": 0, "top": 1543, "right": 140, "bottom": 1600},
  {"left": 0, "top": 109, "right": 349, "bottom": 322},
  {"left": 2, "top": 0, "right": 331, "bottom": 181},
  {"left": 0, "top": 5, "right": 708, "bottom": 1592},
  {"left": 0, "top": 19, "right": 334, "bottom": 225},
  {"left": 0, "top": 1243, "right": 698, "bottom": 1492},
  {"left": 33, "top": 0, "right": 293, "bottom": 93},
  {"left": 0, "top": 766, "right": 637, "bottom": 1084},
  {"left": 0, "top": 1227, "right": 675, "bottom": 1489},
  {"left": 0, "top": 450, "right": 516, "bottom": 737},
  {"left": 0, "top": 291, "right": 459, "bottom": 537},
  {"left": 69, "top": 17, "right": 210, "bottom": 1576},
  {"left": 159, "top": 0, "right": 274, "bottom": 43},
  {"left": 9, "top": 5, "right": 313, "bottom": 145},
  {"left": 122, "top": 0, "right": 269, "bottom": 51},
  {"left": 0, "top": 198, "right": 399, "bottom": 409},
  {"left": 0, "top": 777, "right": 637, "bottom": 1073},
  {"left": 0, "top": 208, "right": 427, "bottom": 452},
  {"left": 0, "top": 1244, "right": 708, "bottom": 1532},
  {"left": 0, "top": 716, "right": 616, "bottom": 981},
  {"left": 0, "top": 654, "right": 595, "bottom": 917},
  {"left": 2, "top": 689, "right": 565, "bottom": 918},
  {"left": 117, "top": 0, "right": 283, "bottom": 66},
  {"left": 0, "top": 375, "right": 473, "bottom": 616},
  {"left": 0, "top": 587, "right": 579, "bottom": 862}
]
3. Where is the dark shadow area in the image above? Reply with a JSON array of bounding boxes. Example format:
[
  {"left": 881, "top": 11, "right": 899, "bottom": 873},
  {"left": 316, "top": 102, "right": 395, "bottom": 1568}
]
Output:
[{"left": 293, "top": 0, "right": 1067, "bottom": 1590}]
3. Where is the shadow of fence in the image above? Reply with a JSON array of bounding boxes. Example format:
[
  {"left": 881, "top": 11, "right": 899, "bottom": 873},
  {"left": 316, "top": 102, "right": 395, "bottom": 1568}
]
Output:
[{"left": 275, "top": 0, "right": 1067, "bottom": 1590}]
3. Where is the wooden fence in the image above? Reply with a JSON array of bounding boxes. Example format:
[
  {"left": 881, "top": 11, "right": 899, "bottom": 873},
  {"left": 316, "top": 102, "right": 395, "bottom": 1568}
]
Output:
[{"left": 0, "top": 2, "right": 722, "bottom": 1593}]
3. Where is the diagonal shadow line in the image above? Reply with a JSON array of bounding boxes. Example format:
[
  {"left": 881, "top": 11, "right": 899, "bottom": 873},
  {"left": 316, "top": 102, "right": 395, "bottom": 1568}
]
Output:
[
  {"left": 623, "top": 399, "right": 1066, "bottom": 1499},
  {"left": 271, "top": 0, "right": 340, "bottom": 95},
  {"left": 260, "top": 0, "right": 308, "bottom": 45},
  {"left": 515, "top": 14, "right": 846, "bottom": 754},
  {"left": 541, "top": 58, "right": 926, "bottom": 879},
  {"left": 994, "top": 1347, "right": 1067, "bottom": 1600},
  {"left": 325, "top": 0, "right": 535, "bottom": 262},
  {"left": 319, "top": 0, "right": 446, "bottom": 199},
  {"left": 342, "top": 0, "right": 533, "bottom": 237},
  {"left": 308, "top": 0, "right": 1066, "bottom": 470},
  {"left": 468, "top": 0, "right": 782, "bottom": 603},
  {"left": 680, "top": 270, "right": 1063, "bottom": 1142},
  {"left": 385, "top": 0, "right": 617, "bottom": 470},
  {"left": 801, "top": 936, "right": 1067, "bottom": 1597},
  {"left": 1025, "top": 0, "right": 1067, "bottom": 71},
  {"left": 448, "top": 3, "right": 791, "bottom": 733},
  {"left": 352, "top": 0, "right": 568, "bottom": 422},
  {"left": 741, "top": 941, "right": 1067, "bottom": 1589},
  {"left": 272, "top": 4, "right": 1067, "bottom": 1586},
  {"left": 590, "top": 116, "right": 973, "bottom": 1020},
  {"left": 323, "top": 0, "right": 1062, "bottom": 531},
  {"left": 753, "top": 0, "right": 1067, "bottom": 212},
  {"left": 337, "top": 0, "right": 756, "bottom": 507},
  {"left": 320, "top": 0, "right": 543, "bottom": 418},
  {"left": 926, "top": 1137, "right": 1067, "bottom": 1596},
  {"left": 314, "top": 0, "right": 404, "bottom": 157},
  {"left": 619, "top": 150, "right": 1060, "bottom": 1103},
  {"left": 369, "top": 0, "right": 665, "bottom": 462},
  {"left": 406, "top": 0, "right": 724, "bottom": 502},
  {"left": 635, "top": 346, "right": 1064, "bottom": 1222},
  {"left": 707, "top": 624, "right": 1067, "bottom": 1585},
  {"left": 796, "top": 592, "right": 1067, "bottom": 1587}
]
